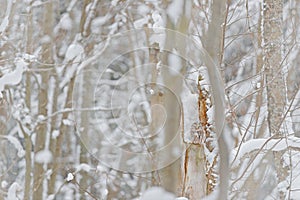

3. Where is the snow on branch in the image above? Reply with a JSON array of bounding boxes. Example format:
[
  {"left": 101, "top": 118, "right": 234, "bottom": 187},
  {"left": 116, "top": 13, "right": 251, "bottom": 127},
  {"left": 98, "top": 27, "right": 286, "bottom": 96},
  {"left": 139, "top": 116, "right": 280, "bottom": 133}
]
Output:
[
  {"left": 0, "top": 135, "right": 25, "bottom": 158},
  {"left": 231, "top": 136, "right": 300, "bottom": 168},
  {"left": 0, "top": 58, "right": 27, "bottom": 93}
]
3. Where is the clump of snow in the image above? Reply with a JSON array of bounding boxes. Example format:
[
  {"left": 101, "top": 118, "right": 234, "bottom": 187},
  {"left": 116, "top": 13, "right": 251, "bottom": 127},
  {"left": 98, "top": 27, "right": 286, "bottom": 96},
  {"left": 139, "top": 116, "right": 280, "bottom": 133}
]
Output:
[
  {"left": 1, "top": 180, "right": 8, "bottom": 188},
  {"left": 168, "top": 52, "right": 182, "bottom": 75},
  {"left": 231, "top": 137, "right": 300, "bottom": 168},
  {"left": 75, "top": 163, "right": 91, "bottom": 172},
  {"left": 37, "top": 114, "right": 46, "bottom": 121},
  {"left": 0, "top": 58, "right": 27, "bottom": 93},
  {"left": 152, "top": 11, "right": 164, "bottom": 29},
  {"left": 40, "top": 35, "right": 51, "bottom": 44},
  {"left": 180, "top": 90, "right": 198, "bottom": 143},
  {"left": 31, "top": 0, "right": 43, "bottom": 7},
  {"left": 59, "top": 13, "right": 72, "bottom": 30},
  {"left": 35, "top": 149, "right": 53, "bottom": 164},
  {"left": 66, "top": 173, "right": 74, "bottom": 182},
  {"left": 137, "top": 4, "right": 150, "bottom": 15},
  {"left": 3, "top": 135, "right": 25, "bottom": 158},
  {"left": 62, "top": 119, "right": 73, "bottom": 126},
  {"left": 140, "top": 187, "right": 175, "bottom": 200},
  {"left": 149, "top": 11, "right": 166, "bottom": 49},
  {"left": 166, "top": 0, "right": 184, "bottom": 25},
  {"left": 7, "top": 182, "right": 21, "bottom": 200},
  {"left": 52, "top": 130, "right": 60, "bottom": 139},
  {"left": 65, "top": 43, "right": 84, "bottom": 61},
  {"left": 45, "top": 169, "right": 53, "bottom": 180},
  {"left": 91, "top": 15, "right": 109, "bottom": 33},
  {"left": 0, "top": 17, "right": 9, "bottom": 34},
  {"left": 47, "top": 194, "right": 55, "bottom": 200},
  {"left": 176, "top": 197, "right": 189, "bottom": 200},
  {"left": 22, "top": 53, "right": 37, "bottom": 62},
  {"left": 111, "top": 0, "right": 119, "bottom": 6}
]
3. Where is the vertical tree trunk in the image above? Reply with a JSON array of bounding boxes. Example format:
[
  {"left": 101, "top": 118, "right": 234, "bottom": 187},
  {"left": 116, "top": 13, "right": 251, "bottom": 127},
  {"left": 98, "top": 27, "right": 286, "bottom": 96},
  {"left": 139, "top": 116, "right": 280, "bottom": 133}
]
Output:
[
  {"left": 78, "top": 71, "right": 92, "bottom": 200},
  {"left": 78, "top": 2, "right": 98, "bottom": 197},
  {"left": 24, "top": 3, "right": 33, "bottom": 199},
  {"left": 181, "top": 144, "right": 206, "bottom": 199},
  {"left": 263, "top": 0, "right": 285, "bottom": 136},
  {"left": 263, "top": 0, "right": 287, "bottom": 199},
  {"left": 33, "top": 2, "right": 53, "bottom": 199},
  {"left": 159, "top": 0, "right": 191, "bottom": 194},
  {"left": 254, "top": 3, "right": 265, "bottom": 139},
  {"left": 202, "top": 0, "right": 229, "bottom": 198},
  {"left": 203, "top": 0, "right": 227, "bottom": 66},
  {"left": 181, "top": 77, "right": 209, "bottom": 199}
]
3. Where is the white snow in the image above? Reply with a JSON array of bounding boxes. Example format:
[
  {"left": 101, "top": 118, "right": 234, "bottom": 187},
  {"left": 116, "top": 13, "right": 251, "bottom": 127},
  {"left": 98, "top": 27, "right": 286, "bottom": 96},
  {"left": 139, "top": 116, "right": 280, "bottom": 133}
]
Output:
[
  {"left": 149, "top": 11, "right": 166, "bottom": 49},
  {"left": 231, "top": 137, "right": 300, "bottom": 167},
  {"left": 180, "top": 90, "right": 198, "bottom": 143},
  {"left": 37, "top": 114, "right": 46, "bottom": 121},
  {"left": 1, "top": 180, "right": 8, "bottom": 188},
  {"left": 168, "top": 52, "right": 182, "bottom": 75},
  {"left": 52, "top": 130, "right": 60, "bottom": 139},
  {"left": 0, "top": 58, "right": 27, "bottom": 93},
  {"left": 65, "top": 43, "right": 84, "bottom": 62},
  {"left": 2, "top": 135, "right": 25, "bottom": 158},
  {"left": 0, "top": 17, "right": 9, "bottom": 34},
  {"left": 66, "top": 173, "right": 74, "bottom": 182},
  {"left": 140, "top": 187, "right": 176, "bottom": 200},
  {"left": 0, "top": 0, "right": 12, "bottom": 34},
  {"left": 40, "top": 35, "right": 51, "bottom": 44},
  {"left": 166, "top": 0, "right": 184, "bottom": 25},
  {"left": 35, "top": 149, "right": 53, "bottom": 164},
  {"left": 152, "top": 10, "right": 165, "bottom": 32},
  {"left": 75, "top": 163, "right": 91, "bottom": 172},
  {"left": 59, "top": 14, "right": 72, "bottom": 30},
  {"left": 22, "top": 53, "right": 37, "bottom": 62},
  {"left": 152, "top": 11, "right": 164, "bottom": 28},
  {"left": 91, "top": 15, "right": 110, "bottom": 33},
  {"left": 47, "top": 194, "right": 55, "bottom": 200},
  {"left": 137, "top": 4, "right": 150, "bottom": 15},
  {"left": 134, "top": 16, "right": 149, "bottom": 28},
  {"left": 32, "top": 0, "right": 43, "bottom": 7},
  {"left": 7, "top": 182, "right": 21, "bottom": 200},
  {"left": 111, "top": 0, "right": 118, "bottom": 7},
  {"left": 62, "top": 119, "right": 73, "bottom": 126},
  {"left": 45, "top": 169, "right": 53, "bottom": 180}
]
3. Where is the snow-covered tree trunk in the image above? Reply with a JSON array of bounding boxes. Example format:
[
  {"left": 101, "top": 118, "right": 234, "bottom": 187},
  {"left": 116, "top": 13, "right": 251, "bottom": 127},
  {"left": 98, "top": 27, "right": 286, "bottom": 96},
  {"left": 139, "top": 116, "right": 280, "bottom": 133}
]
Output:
[{"left": 181, "top": 77, "right": 209, "bottom": 199}]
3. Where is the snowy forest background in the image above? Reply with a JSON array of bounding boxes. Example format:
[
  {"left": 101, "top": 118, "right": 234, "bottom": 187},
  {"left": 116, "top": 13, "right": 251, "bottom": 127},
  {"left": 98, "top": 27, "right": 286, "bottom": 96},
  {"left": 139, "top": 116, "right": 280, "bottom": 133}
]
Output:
[{"left": 1, "top": 0, "right": 300, "bottom": 199}]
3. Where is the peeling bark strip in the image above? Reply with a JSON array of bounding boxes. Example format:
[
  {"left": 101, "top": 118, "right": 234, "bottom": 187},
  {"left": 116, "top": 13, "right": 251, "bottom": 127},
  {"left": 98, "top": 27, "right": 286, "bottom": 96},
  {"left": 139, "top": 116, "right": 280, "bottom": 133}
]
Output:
[
  {"left": 197, "top": 76, "right": 217, "bottom": 195},
  {"left": 181, "top": 143, "right": 206, "bottom": 200}
]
